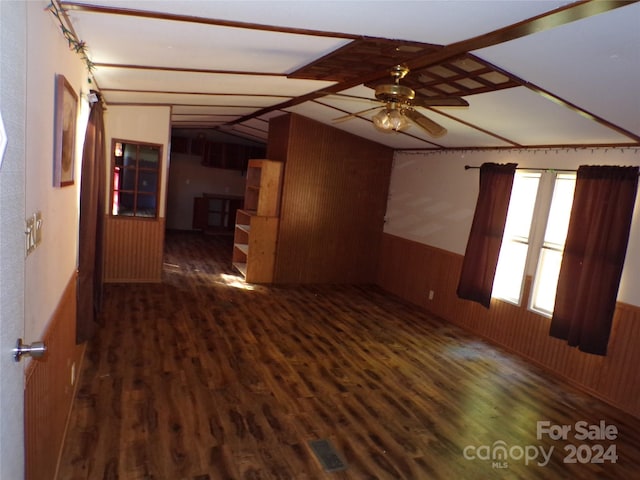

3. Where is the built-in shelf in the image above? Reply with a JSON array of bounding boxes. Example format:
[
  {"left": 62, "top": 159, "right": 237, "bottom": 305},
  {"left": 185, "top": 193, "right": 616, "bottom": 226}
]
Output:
[
  {"left": 234, "top": 243, "right": 249, "bottom": 255},
  {"left": 232, "top": 159, "right": 283, "bottom": 283},
  {"left": 232, "top": 262, "right": 247, "bottom": 277}
]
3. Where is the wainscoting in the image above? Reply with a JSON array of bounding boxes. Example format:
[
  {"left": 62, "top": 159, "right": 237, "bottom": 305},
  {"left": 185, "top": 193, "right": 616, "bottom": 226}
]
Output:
[
  {"left": 377, "top": 233, "right": 640, "bottom": 419},
  {"left": 103, "top": 216, "right": 165, "bottom": 283},
  {"left": 25, "top": 273, "right": 85, "bottom": 480}
]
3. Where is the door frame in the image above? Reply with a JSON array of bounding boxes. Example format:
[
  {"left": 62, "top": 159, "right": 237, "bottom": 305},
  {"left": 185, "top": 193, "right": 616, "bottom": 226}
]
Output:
[{"left": 0, "top": 1, "right": 28, "bottom": 478}]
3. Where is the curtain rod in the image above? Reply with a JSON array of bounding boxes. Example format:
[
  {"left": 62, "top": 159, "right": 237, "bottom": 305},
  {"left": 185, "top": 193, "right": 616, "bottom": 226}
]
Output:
[
  {"left": 464, "top": 165, "right": 577, "bottom": 172},
  {"left": 464, "top": 165, "right": 640, "bottom": 176}
]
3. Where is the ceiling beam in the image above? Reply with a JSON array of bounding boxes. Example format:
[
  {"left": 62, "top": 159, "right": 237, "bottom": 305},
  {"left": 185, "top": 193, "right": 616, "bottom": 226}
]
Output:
[
  {"left": 404, "top": 0, "right": 639, "bottom": 73},
  {"left": 483, "top": 62, "right": 640, "bottom": 144},
  {"left": 60, "top": 1, "right": 360, "bottom": 39},
  {"left": 230, "top": 0, "right": 638, "bottom": 127},
  {"left": 93, "top": 63, "right": 286, "bottom": 77}
]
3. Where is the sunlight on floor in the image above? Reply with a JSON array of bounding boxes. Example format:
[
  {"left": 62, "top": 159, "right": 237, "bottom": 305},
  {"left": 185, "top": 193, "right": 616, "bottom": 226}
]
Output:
[
  {"left": 217, "top": 273, "right": 256, "bottom": 291},
  {"left": 164, "top": 261, "right": 256, "bottom": 291}
]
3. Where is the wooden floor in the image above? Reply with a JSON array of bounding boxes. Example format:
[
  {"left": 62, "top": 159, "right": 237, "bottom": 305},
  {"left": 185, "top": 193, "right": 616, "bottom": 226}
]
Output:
[{"left": 58, "top": 230, "right": 640, "bottom": 480}]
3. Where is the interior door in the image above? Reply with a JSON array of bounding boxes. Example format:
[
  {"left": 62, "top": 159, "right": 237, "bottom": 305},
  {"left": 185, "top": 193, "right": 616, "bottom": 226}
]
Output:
[{"left": 0, "top": 3, "right": 27, "bottom": 478}]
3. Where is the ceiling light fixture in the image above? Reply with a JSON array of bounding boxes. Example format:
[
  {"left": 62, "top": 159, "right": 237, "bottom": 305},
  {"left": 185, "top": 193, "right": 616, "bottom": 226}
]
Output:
[{"left": 372, "top": 103, "right": 409, "bottom": 132}]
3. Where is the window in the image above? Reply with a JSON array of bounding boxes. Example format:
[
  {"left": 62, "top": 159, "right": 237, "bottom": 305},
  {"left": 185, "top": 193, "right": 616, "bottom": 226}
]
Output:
[
  {"left": 530, "top": 174, "right": 576, "bottom": 315},
  {"left": 111, "top": 139, "right": 161, "bottom": 218},
  {"left": 492, "top": 172, "right": 541, "bottom": 304},
  {"left": 492, "top": 170, "right": 576, "bottom": 316}
]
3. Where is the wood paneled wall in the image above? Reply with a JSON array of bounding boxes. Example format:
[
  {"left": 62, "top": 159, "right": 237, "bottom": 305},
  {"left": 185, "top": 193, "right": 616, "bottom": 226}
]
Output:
[
  {"left": 377, "top": 232, "right": 640, "bottom": 419},
  {"left": 268, "top": 113, "right": 393, "bottom": 284},
  {"left": 103, "top": 216, "right": 165, "bottom": 283},
  {"left": 25, "top": 273, "right": 85, "bottom": 480}
]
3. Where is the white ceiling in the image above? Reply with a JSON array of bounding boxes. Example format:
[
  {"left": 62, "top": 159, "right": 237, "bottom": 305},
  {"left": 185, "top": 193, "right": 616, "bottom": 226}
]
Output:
[{"left": 55, "top": 0, "right": 640, "bottom": 150}]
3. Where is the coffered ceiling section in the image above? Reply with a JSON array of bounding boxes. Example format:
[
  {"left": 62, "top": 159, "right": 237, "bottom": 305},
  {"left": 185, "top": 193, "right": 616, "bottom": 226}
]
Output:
[{"left": 59, "top": 0, "right": 640, "bottom": 149}]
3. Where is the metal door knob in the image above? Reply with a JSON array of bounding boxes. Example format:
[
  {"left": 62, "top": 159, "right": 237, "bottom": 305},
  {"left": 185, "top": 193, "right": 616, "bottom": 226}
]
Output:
[{"left": 13, "top": 338, "right": 47, "bottom": 362}]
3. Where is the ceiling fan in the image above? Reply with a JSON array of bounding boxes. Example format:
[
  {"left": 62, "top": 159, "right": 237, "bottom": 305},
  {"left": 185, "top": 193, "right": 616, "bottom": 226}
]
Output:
[{"left": 330, "top": 64, "right": 468, "bottom": 138}]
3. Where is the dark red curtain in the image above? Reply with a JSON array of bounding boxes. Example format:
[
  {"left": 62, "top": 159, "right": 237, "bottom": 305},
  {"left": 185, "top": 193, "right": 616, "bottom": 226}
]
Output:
[
  {"left": 550, "top": 165, "right": 638, "bottom": 355},
  {"left": 77, "top": 97, "right": 106, "bottom": 343},
  {"left": 457, "top": 162, "right": 517, "bottom": 308}
]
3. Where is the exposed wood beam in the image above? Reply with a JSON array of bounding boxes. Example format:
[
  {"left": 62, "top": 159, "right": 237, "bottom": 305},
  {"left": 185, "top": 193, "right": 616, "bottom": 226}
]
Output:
[
  {"left": 60, "top": 1, "right": 360, "bottom": 39},
  {"left": 93, "top": 63, "right": 286, "bottom": 77},
  {"left": 230, "top": 0, "right": 638, "bottom": 127},
  {"left": 404, "top": 0, "right": 639, "bottom": 73},
  {"left": 424, "top": 107, "right": 523, "bottom": 147},
  {"left": 172, "top": 114, "right": 240, "bottom": 118},
  {"left": 62, "top": 0, "right": 640, "bottom": 145},
  {"left": 484, "top": 63, "right": 640, "bottom": 144},
  {"left": 100, "top": 88, "right": 291, "bottom": 100}
]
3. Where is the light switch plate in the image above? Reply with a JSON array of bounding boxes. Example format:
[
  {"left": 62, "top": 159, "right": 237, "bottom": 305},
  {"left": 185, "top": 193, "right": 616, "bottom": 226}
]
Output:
[
  {"left": 26, "top": 215, "right": 36, "bottom": 256},
  {"left": 25, "top": 211, "right": 43, "bottom": 257}
]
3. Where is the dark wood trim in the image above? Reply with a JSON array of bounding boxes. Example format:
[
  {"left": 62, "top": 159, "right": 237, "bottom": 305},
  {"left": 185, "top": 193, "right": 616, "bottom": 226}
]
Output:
[
  {"left": 230, "top": 123, "right": 268, "bottom": 135},
  {"left": 394, "top": 143, "right": 640, "bottom": 152},
  {"left": 60, "top": 1, "right": 361, "bottom": 39},
  {"left": 396, "top": 0, "right": 640, "bottom": 79},
  {"left": 423, "top": 106, "right": 523, "bottom": 147},
  {"left": 526, "top": 83, "right": 640, "bottom": 143},
  {"left": 53, "top": 0, "right": 81, "bottom": 39},
  {"left": 100, "top": 88, "right": 292, "bottom": 99},
  {"left": 217, "top": 128, "right": 268, "bottom": 144},
  {"left": 172, "top": 113, "right": 240, "bottom": 118},
  {"left": 66, "top": 0, "right": 640, "bottom": 146},
  {"left": 474, "top": 58, "right": 640, "bottom": 144},
  {"left": 170, "top": 103, "right": 267, "bottom": 108},
  {"left": 93, "top": 62, "right": 286, "bottom": 77},
  {"left": 107, "top": 102, "right": 177, "bottom": 108}
]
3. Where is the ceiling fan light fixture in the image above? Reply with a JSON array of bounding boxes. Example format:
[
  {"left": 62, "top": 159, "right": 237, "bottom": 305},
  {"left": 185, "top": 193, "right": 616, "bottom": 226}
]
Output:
[
  {"left": 334, "top": 65, "right": 451, "bottom": 137},
  {"left": 388, "top": 108, "right": 409, "bottom": 131},
  {"left": 373, "top": 104, "right": 409, "bottom": 132},
  {"left": 372, "top": 109, "right": 392, "bottom": 130}
]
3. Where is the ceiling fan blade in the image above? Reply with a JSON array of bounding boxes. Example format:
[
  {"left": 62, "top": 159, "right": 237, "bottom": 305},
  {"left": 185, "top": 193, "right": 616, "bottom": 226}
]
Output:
[
  {"left": 319, "top": 91, "right": 382, "bottom": 104},
  {"left": 412, "top": 95, "right": 469, "bottom": 108},
  {"left": 404, "top": 109, "right": 447, "bottom": 138},
  {"left": 333, "top": 106, "right": 383, "bottom": 123}
]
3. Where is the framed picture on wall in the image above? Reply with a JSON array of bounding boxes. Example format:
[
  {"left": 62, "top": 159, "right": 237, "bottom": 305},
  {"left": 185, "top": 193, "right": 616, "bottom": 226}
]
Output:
[{"left": 53, "top": 74, "right": 78, "bottom": 187}]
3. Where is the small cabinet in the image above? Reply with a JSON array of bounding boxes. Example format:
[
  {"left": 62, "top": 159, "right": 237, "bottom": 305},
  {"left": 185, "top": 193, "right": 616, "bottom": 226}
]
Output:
[
  {"left": 193, "top": 194, "right": 243, "bottom": 233},
  {"left": 232, "top": 160, "right": 283, "bottom": 283}
]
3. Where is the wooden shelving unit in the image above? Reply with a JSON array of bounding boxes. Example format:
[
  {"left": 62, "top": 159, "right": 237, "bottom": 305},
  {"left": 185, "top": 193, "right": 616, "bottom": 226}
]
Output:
[{"left": 232, "top": 159, "right": 283, "bottom": 283}]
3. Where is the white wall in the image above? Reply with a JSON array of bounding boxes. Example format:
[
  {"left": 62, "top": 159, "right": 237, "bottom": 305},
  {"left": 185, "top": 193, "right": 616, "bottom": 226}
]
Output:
[
  {"left": 166, "top": 152, "right": 246, "bottom": 230},
  {"left": 104, "top": 105, "right": 171, "bottom": 217},
  {"left": 24, "top": 1, "right": 91, "bottom": 341},
  {"left": 385, "top": 147, "right": 640, "bottom": 306}
]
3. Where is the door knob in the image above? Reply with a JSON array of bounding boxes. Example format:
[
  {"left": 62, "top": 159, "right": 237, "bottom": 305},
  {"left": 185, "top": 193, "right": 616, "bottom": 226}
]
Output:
[{"left": 13, "top": 338, "right": 47, "bottom": 362}]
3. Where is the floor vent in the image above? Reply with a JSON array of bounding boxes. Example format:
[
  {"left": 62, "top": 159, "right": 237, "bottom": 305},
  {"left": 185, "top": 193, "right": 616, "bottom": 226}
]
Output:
[{"left": 309, "top": 439, "right": 348, "bottom": 472}]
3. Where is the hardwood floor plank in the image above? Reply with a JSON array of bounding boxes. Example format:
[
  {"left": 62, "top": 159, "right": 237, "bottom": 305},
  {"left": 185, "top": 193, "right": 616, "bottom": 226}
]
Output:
[{"left": 57, "top": 230, "right": 640, "bottom": 479}]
